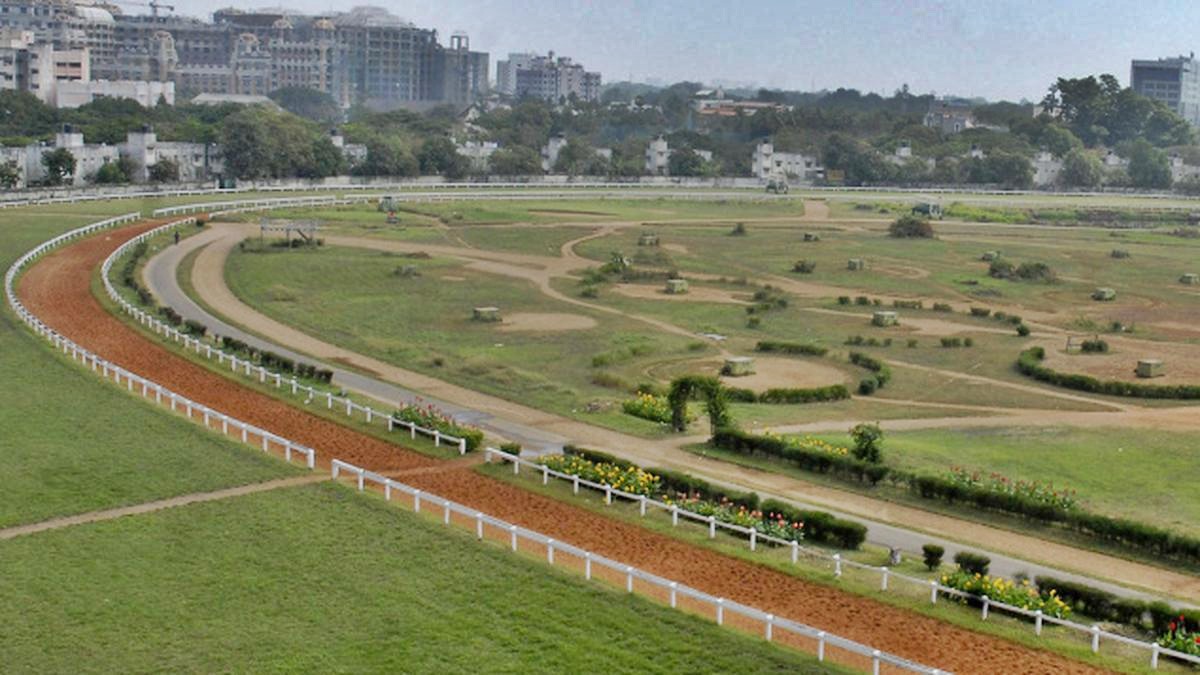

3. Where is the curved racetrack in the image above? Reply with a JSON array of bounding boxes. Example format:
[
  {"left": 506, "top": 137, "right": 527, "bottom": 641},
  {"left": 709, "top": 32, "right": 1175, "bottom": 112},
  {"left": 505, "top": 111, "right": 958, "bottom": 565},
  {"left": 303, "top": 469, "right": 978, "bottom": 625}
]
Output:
[{"left": 16, "top": 221, "right": 1106, "bottom": 674}]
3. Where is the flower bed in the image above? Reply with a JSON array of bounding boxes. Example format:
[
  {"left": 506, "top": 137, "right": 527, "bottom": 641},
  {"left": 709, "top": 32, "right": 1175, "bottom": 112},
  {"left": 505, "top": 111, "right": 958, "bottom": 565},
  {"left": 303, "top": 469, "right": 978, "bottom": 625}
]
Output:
[
  {"left": 393, "top": 401, "right": 484, "bottom": 451},
  {"left": 670, "top": 495, "right": 805, "bottom": 542},
  {"left": 941, "top": 570, "right": 1072, "bottom": 619},
  {"left": 622, "top": 392, "right": 674, "bottom": 424},
  {"left": 948, "top": 467, "right": 1078, "bottom": 510},
  {"left": 1158, "top": 616, "right": 1200, "bottom": 657},
  {"left": 541, "top": 454, "right": 661, "bottom": 496}
]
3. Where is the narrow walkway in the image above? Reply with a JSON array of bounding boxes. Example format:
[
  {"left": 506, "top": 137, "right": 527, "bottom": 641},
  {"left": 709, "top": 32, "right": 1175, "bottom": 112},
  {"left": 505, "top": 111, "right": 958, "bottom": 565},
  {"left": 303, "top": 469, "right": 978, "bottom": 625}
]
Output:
[{"left": 0, "top": 475, "right": 326, "bottom": 541}]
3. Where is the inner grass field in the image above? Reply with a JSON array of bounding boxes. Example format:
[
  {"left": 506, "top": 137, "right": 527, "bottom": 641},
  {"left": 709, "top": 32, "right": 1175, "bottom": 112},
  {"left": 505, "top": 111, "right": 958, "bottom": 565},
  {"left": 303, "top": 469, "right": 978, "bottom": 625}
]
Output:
[{"left": 0, "top": 481, "right": 844, "bottom": 673}]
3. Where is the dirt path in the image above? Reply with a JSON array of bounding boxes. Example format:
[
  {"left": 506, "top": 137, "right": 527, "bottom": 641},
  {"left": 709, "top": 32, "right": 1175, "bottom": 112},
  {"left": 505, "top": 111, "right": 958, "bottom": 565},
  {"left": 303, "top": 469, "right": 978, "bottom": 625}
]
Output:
[
  {"left": 178, "top": 223, "right": 1200, "bottom": 603},
  {"left": 0, "top": 475, "right": 324, "bottom": 541},
  {"left": 18, "top": 222, "right": 1118, "bottom": 674}
]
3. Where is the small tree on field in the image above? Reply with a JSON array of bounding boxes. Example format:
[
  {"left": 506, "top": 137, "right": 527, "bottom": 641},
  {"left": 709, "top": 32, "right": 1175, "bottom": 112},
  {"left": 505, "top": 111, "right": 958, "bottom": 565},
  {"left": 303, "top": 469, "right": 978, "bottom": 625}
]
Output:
[
  {"left": 889, "top": 214, "right": 934, "bottom": 238},
  {"left": 0, "top": 160, "right": 20, "bottom": 188},
  {"left": 148, "top": 157, "right": 180, "bottom": 183},
  {"left": 850, "top": 422, "right": 884, "bottom": 463},
  {"left": 41, "top": 148, "right": 76, "bottom": 186}
]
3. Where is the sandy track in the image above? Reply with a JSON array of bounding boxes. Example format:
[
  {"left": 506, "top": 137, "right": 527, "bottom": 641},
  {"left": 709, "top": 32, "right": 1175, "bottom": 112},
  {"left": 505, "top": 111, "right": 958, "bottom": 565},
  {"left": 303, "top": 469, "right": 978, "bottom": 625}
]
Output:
[{"left": 17, "top": 223, "right": 1108, "bottom": 674}]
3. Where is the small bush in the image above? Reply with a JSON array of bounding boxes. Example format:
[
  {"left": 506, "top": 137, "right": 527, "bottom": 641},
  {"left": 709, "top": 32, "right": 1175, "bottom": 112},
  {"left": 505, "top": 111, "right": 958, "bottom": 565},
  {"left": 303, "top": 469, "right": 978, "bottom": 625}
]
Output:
[
  {"left": 964, "top": 337, "right": 974, "bottom": 347},
  {"left": 893, "top": 299, "right": 923, "bottom": 309},
  {"left": 907, "top": 339, "right": 918, "bottom": 348},
  {"left": 969, "top": 307, "right": 991, "bottom": 317},
  {"left": 792, "top": 260, "right": 817, "bottom": 274},
  {"left": 1080, "top": 338, "right": 1109, "bottom": 353},
  {"left": 889, "top": 214, "right": 935, "bottom": 238},
  {"left": 580, "top": 285, "right": 599, "bottom": 298},
  {"left": 855, "top": 296, "right": 871, "bottom": 306},
  {"left": 954, "top": 551, "right": 991, "bottom": 575},
  {"left": 182, "top": 319, "right": 207, "bottom": 337},
  {"left": 730, "top": 222, "right": 747, "bottom": 236},
  {"left": 1110, "top": 249, "right": 1131, "bottom": 259},
  {"left": 940, "top": 337, "right": 963, "bottom": 348},
  {"left": 857, "top": 377, "right": 878, "bottom": 395},
  {"left": 746, "top": 316, "right": 761, "bottom": 329},
  {"left": 922, "top": 544, "right": 945, "bottom": 571},
  {"left": 837, "top": 296, "right": 851, "bottom": 305},
  {"left": 1016, "top": 324, "right": 1031, "bottom": 337},
  {"left": 932, "top": 303, "right": 953, "bottom": 312},
  {"left": 849, "top": 422, "right": 883, "bottom": 463},
  {"left": 755, "top": 341, "right": 828, "bottom": 357}
]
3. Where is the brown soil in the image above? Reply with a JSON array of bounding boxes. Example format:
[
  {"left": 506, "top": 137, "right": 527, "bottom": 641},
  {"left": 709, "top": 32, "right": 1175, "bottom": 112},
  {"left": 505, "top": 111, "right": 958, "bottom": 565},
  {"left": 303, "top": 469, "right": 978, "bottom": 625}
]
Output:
[
  {"left": 660, "top": 357, "right": 850, "bottom": 391},
  {"left": 1038, "top": 336, "right": 1200, "bottom": 385},
  {"left": 612, "top": 283, "right": 750, "bottom": 305},
  {"left": 661, "top": 243, "right": 690, "bottom": 254},
  {"left": 15, "top": 222, "right": 1107, "bottom": 675},
  {"left": 496, "top": 312, "right": 598, "bottom": 332}
]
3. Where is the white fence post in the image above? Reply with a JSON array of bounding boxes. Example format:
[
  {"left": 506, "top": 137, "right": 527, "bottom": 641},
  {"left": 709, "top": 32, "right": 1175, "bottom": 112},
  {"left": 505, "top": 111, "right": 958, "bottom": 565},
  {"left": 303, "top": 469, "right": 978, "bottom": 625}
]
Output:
[
  {"left": 817, "top": 632, "right": 826, "bottom": 661},
  {"left": 1035, "top": 609, "right": 1043, "bottom": 635},
  {"left": 546, "top": 539, "right": 554, "bottom": 565},
  {"left": 413, "top": 490, "right": 421, "bottom": 513},
  {"left": 764, "top": 614, "right": 773, "bottom": 641},
  {"left": 510, "top": 525, "right": 518, "bottom": 552},
  {"left": 605, "top": 485, "right": 612, "bottom": 505},
  {"left": 749, "top": 528, "right": 756, "bottom": 551},
  {"left": 542, "top": 465, "right": 548, "bottom": 485},
  {"left": 930, "top": 580, "right": 938, "bottom": 604},
  {"left": 669, "top": 581, "right": 677, "bottom": 608},
  {"left": 1091, "top": 625, "right": 1100, "bottom": 653},
  {"left": 475, "top": 512, "right": 484, "bottom": 539},
  {"left": 872, "top": 650, "right": 881, "bottom": 675},
  {"left": 708, "top": 516, "right": 716, "bottom": 539},
  {"left": 584, "top": 552, "right": 592, "bottom": 580},
  {"left": 791, "top": 540, "right": 799, "bottom": 564},
  {"left": 625, "top": 566, "right": 634, "bottom": 593},
  {"left": 715, "top": 598, "right": 724, "bottom": 625},
  {"left": 880, "top": 566, "right": 889, "bottom": 591},
  {"left": 982, "top": 596, "right": 990, "bottom": 620},
  {"left": 639, "top": 495, "right": 647, "bottom": 516},
  {"left": 834, "top": 554, "right": 842, "bottom": 577},
  {"left": 1152, "top": 643, "right": 1160, "bottom": 670}
]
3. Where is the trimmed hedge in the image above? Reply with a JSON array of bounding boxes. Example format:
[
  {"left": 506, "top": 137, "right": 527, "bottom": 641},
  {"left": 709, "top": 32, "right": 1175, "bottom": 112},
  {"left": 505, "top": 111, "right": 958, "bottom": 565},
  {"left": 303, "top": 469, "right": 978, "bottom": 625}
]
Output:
[
  {"left": 714, "top": 427, "right": 1200, "bottom": 568},
  {"left": 650, "top": 466, "right": 759, "bottom": 510},
  {"left": 954, "top": 551, "right": 990, "bottom": 575},
  {"left": 757, "top": 385, "right": 850, "bottom": 404},
  {"left": 1018, "top": 347, "right": 1200, "bottom": 399},
  {"left": 1034, "top": 576, "right": 1152, "bottom": 629},
  {"left": 755, "top": 340, "right": 829, "bottom": 357},
  {"left": 848, "top": 351, "right": 892, "bottom": 389},
  {"left": 711, "top": 428, "right": 890, "bottom": 486}
]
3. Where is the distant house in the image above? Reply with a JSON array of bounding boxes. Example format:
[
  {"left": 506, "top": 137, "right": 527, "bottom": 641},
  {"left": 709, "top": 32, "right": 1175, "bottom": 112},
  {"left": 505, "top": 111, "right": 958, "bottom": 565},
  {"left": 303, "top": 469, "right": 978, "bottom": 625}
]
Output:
[
  {"left": 751, "top": 139, "right": 820, "bottom": 181},
  {"left": 923, "top": 99, "right": 977, "bottom": 134}
]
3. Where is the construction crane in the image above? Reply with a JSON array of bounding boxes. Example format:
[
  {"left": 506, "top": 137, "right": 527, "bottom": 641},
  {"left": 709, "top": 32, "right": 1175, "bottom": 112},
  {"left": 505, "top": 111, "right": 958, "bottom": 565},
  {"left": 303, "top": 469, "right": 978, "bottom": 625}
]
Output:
[{"left": 110, "top": 0, "right": 176, "bottom": 18}]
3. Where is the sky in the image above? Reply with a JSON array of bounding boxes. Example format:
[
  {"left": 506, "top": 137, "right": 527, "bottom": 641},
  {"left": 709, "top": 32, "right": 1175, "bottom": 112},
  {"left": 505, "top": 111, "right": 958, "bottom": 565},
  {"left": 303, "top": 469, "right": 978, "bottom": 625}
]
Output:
[{"left": 166, "top": 0, "right": 1200, "bottom": 102}]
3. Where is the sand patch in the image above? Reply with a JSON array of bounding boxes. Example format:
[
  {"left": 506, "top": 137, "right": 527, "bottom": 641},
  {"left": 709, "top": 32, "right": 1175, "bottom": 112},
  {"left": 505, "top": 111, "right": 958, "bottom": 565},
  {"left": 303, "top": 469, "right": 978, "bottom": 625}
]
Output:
[
  {"left": 497, "top": 312, "right": 598, "bottom": 332},
  {"left": 613, "top": 283, "right": 750, "bottom": 304},
  {"left": 650, "top": 357, "right": 849, "bottom": 392},
  {"left": 1037, "top": 336, "right": 1200, "bottom": 385},
  {"left": 875, "top": 263, "right": 931, "bottom": 280},
  {"left": 441, "top": 275, "right": 467, "bottom": 282},
  {"left": 662, "top": 243, "right": 690, "bottom": 254}
]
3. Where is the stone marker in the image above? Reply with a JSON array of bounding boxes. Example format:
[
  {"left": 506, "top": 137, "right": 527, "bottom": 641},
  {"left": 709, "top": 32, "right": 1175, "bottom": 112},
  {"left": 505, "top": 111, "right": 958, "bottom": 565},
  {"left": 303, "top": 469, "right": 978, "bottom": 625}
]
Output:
[
  {"left": 872, "top": 310, "right": 898, "bottom": 327},
  {"left": 1136, "top": 359, "right": 1164, "bottom": 378},
  {"left": 723, "top": 356, "right": 755, "bottom": 377},
  {"left": 665, "top": 278, "right": 689, "bottom": 294}
]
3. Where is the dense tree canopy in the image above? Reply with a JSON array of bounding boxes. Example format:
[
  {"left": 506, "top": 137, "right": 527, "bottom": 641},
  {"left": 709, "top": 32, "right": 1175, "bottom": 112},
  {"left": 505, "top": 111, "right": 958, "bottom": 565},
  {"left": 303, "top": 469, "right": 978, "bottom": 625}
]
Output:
[{"left": 1041, "top": 74, "right": 1194, "bottom": 148}]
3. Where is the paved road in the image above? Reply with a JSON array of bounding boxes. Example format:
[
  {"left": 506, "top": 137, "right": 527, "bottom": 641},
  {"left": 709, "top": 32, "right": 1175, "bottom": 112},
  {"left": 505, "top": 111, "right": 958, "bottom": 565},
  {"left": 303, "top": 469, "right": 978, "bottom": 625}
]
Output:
[
  {"left": 144, "top": 228, "right": 569, "bottom": 455},
  {"left": 143, "top": 225, "right": 1196, "bottom": 606}
]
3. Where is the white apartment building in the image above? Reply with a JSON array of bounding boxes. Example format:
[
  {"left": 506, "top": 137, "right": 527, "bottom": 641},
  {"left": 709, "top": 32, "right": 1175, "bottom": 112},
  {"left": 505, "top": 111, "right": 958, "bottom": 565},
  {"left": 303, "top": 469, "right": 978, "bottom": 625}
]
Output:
[
  {"left": 751, "top": 139, "right": 819, "bottom": 181},
  {"left": 456, "top": 140, "right": 498, "bottom": 172},
  {"left": 645, "top": 135, "right": 669, "bottom": 175}
]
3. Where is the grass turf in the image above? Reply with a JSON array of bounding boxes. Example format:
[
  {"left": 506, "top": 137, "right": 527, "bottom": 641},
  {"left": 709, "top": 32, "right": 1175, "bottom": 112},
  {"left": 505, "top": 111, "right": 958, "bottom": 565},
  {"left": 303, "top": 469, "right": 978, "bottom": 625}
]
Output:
[{"left": 0, "top": 481, "right": 844, "bottom": 673}]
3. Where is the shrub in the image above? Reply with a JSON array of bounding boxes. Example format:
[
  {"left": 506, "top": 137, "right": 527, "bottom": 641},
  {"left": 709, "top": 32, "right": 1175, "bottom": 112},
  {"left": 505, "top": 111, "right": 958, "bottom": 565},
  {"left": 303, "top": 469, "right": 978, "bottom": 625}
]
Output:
[
  {"left": 182, "top": 319, "right": 207, "bottom": 337},
  {"left": 792, "top": 260, "right": 817, "bottom": 274},
  {"left": 893, "top": 299, "right": 923, "bottom": 309},
  {"left": 1016, "top": 323, "right": 1031, "bottom": 337},
  {"left": 954, "top": 551, "right": 991, "bottom": 575},
  {"left": 922, "top": 544, "right": 945, "bottom": 571},
  {"left": 1034, "top": 576, "right": 1151, "bottom": 628},
  {"left": 837, "top": 296, "right": 851, "bottom": 305},
  {"left": 760, "top": 498, "right": 867, "bottom": 549},
  {"left": 746, "top": 316, "right": 761, "bottom": 329},
  {"left": 1111, "top": 249, "right": 1131, "bottom": 259},
  {"left": 498, "top": 441, "right": 522, "bottom": 457},
  {"left": 932, "top": 303, "right": 953, "bottom": 312},
  {"left": 757, "top": 385, "right": 850, "bottom": 404},
  {"left": 855, "top": 296, "right": 871, "bottom": 306},
  {"left": 394, "top": 403, "right": 484, "bottom": 451},
  {"left": 969, "top": 307, "right": 992, "bottom": 317},
  {"left": 907, "top": 339, "right": 919, "bottom": 348},
  {"left": 755, "top": 341, "right": 828, "bottom": 357},
  {"left": 1017, "top": 347, "right": 1200, "bottom": 400},
  {"left": 159, "top": 306, "right": 182, "bottom": 326},
  {"left": 730, "top": 222, "right": 747, "bottom": 236},
  {"left": 848, "top": 352, "right": 891, "bottom": 389},
  {"left": 963, "top": 337, "right": 974, "bottom": 348},
  {"left": 940, "top": 337, "right": 963, "bottom": 348},
  {"left": 1016, "top": 261, "right": 1057, "bottom": 282},
  {"left": 580, "top": 285, "right": 599, "bottom": 298},
  {"left": 1080, "top": 338, "right": 1109, "bottom": 353},
  {"left": 889, "top": 214, "right": 935, "bottom": 238},
  {"left": 622, "top": 392, "right": 674, "bottom": 424},
  {"left": 857, "top": 377, "right": 878, "bottom": 395},
  {"left": 710, "top": 428, "right": 890, "bottom": 486},
  {"left": 850, "top": 422, "right": 883, "bottom": 463},
  {"left": 653, "top": 467, "right": 759, "bottom": 510}
]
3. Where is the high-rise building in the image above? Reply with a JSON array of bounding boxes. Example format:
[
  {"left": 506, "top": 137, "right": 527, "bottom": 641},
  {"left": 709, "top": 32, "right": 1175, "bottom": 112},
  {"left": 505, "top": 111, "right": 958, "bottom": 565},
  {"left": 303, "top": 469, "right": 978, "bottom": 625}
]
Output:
[
  {"left": 495, "top": 52, "right": 534, "bottom": 95},
  {"left": 1131, "top": 54, "right": 1200, "bottom": 127},
  {"left": 506, "top": 51, "right": 600, "bottom": 103},
  {"left": 0, "top": 1, "right": 489, "bottom": 109}
]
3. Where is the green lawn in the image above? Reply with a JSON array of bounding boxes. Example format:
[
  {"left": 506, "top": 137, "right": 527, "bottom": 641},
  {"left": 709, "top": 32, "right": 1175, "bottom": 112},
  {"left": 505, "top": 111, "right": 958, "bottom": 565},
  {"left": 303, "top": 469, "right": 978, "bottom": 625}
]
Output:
[
  {"left": 0, "top": 482, "right": 842, "bottom": 673},
  {"left": 824, "top": 425, "right": 1200, "bottom": 538},
  {"left": 0, "top": 205, "right": 300, "bottom": 528},
  {"left": 223, "top": 244, "right": 705, "bottom": 433}
]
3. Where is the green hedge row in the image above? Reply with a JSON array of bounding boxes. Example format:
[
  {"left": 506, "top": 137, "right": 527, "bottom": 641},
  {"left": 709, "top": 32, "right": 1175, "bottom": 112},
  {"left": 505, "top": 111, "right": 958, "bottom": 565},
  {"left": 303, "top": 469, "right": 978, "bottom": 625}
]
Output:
[
  {"left": 1018, "top": 347, "right": 1200, "bottom": 399},
  {"left": 755, "top": 340, "right": 829, "bottom": 357},
  {"left": 711, "top": 428, "right": 890, "bottom": 485},
  {"left": 723, "top": 385, "right": 850, "bottom": 405},
  {"left": 848, "top": 351, "right": 892, "bottom": 395},
  {"left": 649, "top": 466, "right": 760, "bottom": 510},
  {"left": 760, "top": 498, "right": 867, "bottom": 549},
  {"left": 1035, "top": 576, "right": 1200, "bottom": 633},
  {"left": 713, "top": 428, "right": 1200, "bottom": 567}
]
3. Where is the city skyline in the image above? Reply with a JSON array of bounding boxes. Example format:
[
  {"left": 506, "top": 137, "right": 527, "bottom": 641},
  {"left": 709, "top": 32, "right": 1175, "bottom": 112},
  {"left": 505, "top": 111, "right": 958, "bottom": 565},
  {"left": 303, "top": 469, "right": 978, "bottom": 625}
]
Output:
[{"left": 160, "top": 0, "right": 1200, "bottom": 102}]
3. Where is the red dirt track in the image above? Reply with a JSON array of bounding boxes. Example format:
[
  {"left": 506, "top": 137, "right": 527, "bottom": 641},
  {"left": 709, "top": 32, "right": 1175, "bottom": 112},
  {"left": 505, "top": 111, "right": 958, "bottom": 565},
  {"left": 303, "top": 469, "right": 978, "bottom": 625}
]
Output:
[{"left": 18, "top": 223, "right": 1106, "bottom": 675}]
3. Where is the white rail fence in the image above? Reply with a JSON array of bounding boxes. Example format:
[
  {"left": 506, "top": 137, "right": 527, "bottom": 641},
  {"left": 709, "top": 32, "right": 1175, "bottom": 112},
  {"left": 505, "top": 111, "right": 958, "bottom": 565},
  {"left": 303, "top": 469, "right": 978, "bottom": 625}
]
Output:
[
  {"left": 100, "top": 217, "right": 469, "bottom": 454},
  {"left": 4, "top": 209, "right": 946, "bottom": 673},
  {"left": 330, "top": 458, "right": 943, "bottom": 675},
  {"left": 4, "top": 214, "right": 316, "bottom": 470},
  {"left": 485, "top": 448, "right": 1199, "bottom": 671}
]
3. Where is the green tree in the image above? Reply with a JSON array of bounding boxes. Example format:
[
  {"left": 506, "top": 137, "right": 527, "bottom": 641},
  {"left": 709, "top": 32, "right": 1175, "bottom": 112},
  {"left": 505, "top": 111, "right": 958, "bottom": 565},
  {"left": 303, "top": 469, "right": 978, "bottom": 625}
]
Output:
[
  {"left": 0, "top": 90, "right": 57, "bottom": 141},
  {"left": 41, "top": 148, "right": 76, "bottom": 186},
  {"left": 553, "top": 139, "right": 596, "bottom": 175},
  {"left": 417, "top": 136, "right": 467, "bottom": 178},
  {"left": 849, "top": 422, "right": 883, "bottom": 463},
  {"left": 888, "top": 214, "right": 934, "bottom": 238},
  {"left": 489, "top": 146, "right": 541, "bottom": 175},
  {"left": 93, "top": 161, "right": 128, "bottom": 184},
  {"left": 1127, "top": 139, "right": 1172, "bottom": 189},
  {"left": 667, "top": 149, "right": 705, "bottom": 177},
  {"left": 1040, "top": 125, "right": 1082, "bottom": 157},
  {"left": 220, "top": 106, "right": 342, "bottom": 179},
  {"left": 357, "top": 137, "right": 418, "bottom": 177},
  {"left": 1059, "top": 148, "right": 1103, "bottom": 188},
  {"left": 0, "top": 160, "right": 19, "bottom": 188},
  {"left": 148, "top": 157, "right": 180, "bottom": 183}
]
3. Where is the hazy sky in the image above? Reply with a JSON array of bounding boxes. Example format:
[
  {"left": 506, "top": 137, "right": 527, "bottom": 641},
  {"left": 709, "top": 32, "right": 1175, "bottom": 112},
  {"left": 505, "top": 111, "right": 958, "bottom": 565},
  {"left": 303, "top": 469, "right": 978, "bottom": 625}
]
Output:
[{"left": 167, "top": 0, "right": 1200, "bottom": 101}]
